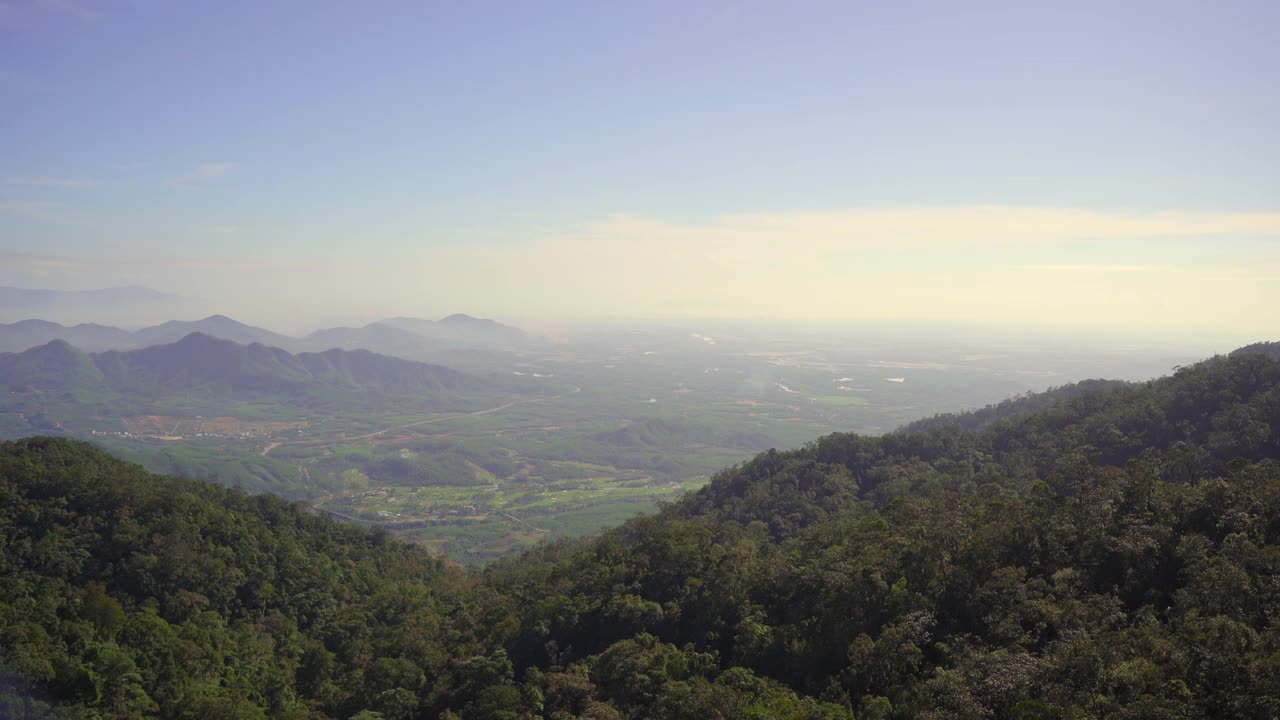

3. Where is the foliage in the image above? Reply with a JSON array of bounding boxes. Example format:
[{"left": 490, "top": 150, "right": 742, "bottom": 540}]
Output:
[{"left": 3, "top": 347, "right": 1280, "bottom": 717}]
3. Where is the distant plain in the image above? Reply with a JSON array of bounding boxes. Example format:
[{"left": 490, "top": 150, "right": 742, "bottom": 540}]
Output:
[{"left": 0, "top": 311, "right": 1200, "bottom": 563}]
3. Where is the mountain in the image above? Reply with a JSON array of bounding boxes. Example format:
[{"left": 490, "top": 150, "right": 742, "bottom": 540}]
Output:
[
  {"left": 302, "top": 321, "right": 444, "bottom": 356},
  {"left": 2, "top": 345, "right": 1280, "bottom": 718},
  {"left": 1, "top": 333, "right": 469, "bottom": 401},
  {"left": 94, "top": 332, "right": 315, "bottom": 393},
  {"left": 102, "top": 333, "right": 466, "bottom": 394},
  {"left": 301, "top": 316, "right": 531, "bottom": 369},
  {"left": 0, "top": 338, "right": 104, "bottom": 392},
  {"left": 377, "top": 315, "right": 447, "bottom": 336},
  {"left": 439, "top": 312, "right": 527, "bottom": 340},
  {"left": 0, "top": 319, "right": 136, "bottom": 353},
  {"left": 132, "top": 314, "right": 298, "bottom": 349},
  {"left": 297, "top": 346, "right": 468, "bottom": 393},
  {"left": 487, "top": 346, "right": 1280, "bottom": 717},
  {"left": 380, "top": 313, "right": 530, "bottom": 346},
  {"left": 0, "top": 312, "right": 532, "bottom": 361},
  {"left": 0, "top": 436, "right": 851, "bottom": 719},
  {"left": 0, "top": 315, "right": 300, "bottom": 355}
]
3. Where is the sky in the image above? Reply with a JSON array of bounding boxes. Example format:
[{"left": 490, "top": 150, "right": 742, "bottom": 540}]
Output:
[{"left": 1, "top": 0, "right": 1278, "bottom": 340}]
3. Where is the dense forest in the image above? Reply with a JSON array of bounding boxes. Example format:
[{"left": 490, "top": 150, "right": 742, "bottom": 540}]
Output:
[{"left": 2, "top": 344, "right": 1279, "bottom": 718}]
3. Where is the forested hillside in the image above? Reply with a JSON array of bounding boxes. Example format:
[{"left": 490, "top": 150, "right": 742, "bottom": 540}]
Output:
[
  {"left": 898, "top": 378, "right": 1133, "bottom": 435},
  {"left": 3, "top": 346, "right": 1280, "bottom": 718},
  {"left": 0, "top": 439, "right": 841, "bottom": 719}
]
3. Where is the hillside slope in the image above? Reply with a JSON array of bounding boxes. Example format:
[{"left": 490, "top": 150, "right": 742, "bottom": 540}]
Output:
[
  {"left": 0, "top": 438, "right": 841, "bottom": 719},
  {"left": 487, "top": 348, "right": 1280, "bottom": 718},
  {"left": 2, "top": 346, "right": 1279, "bottom": 718}
]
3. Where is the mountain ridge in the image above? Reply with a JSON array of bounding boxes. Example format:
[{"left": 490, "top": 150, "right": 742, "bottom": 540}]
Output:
[
  {"left": 0, "top": 319, "right": 138, "bottom": 353},
  {"left": 131, "top": 314, "right": 298, "bottom": 349},
  {"left": 0, "top": 312, "right": 532, "bottom": 358},
  {"left": 1, "top": 332, "right": 469, "bottom": 398}
]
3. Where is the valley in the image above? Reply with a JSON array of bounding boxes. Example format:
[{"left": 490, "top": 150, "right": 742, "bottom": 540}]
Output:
[
  {"left": 0, "top": 316, "right": 1201, "bottom": 563},
  {"left": 2, "top": 6, "right": 1273, "bottom": 715},
  {"left": 3, "top": 342, "right": 1277, "bottom": 718}
]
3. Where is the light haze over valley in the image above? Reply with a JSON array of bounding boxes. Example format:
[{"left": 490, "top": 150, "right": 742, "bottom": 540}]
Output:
[
  {"left": 2, "top": 1, "right": 1275, "bottom": 558},
  {"left": 2, "top": 3, "right": 1280, "bottom": 717}
]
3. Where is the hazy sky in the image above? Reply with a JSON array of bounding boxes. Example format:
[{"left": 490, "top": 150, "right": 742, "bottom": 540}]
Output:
[{"left": 2, "top": 1, "right": 1277, "bottom": 338}]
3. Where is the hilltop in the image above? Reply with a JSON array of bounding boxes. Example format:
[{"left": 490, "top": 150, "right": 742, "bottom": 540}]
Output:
[
  {"left": 381, "top": 313, "right": 530, "bottom": 345},
  {"left": 131, "top": 314, "right": 298, "bottom": 349}
]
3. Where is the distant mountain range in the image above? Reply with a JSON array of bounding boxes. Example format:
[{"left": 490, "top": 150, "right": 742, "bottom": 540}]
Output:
[
  {"left": 0, "top": 313, "right": 533, "bottom": 361},
  {"left": 0, "top": 319, "right": 136, "bottom": 352},
  {"left": 0, "top": 332, "right": 470, "bottom": 401},
  {"left": 418, "top": 312, "right": 527, "bottom": 340},
  {"left": 318, "top": 313, "right": 529, "bottom": 348}
]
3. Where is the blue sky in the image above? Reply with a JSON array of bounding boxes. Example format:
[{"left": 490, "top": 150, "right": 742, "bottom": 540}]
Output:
[{"left": 1, "top": 0, "right": 1278, "bottom": 337}]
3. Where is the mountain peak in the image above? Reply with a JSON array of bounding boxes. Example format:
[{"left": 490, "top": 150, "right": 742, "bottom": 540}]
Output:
[
  {"left": 1, "top": 338, "right": 102, "bottom": 388},
  {"left": 38, "top": 337, "right": 76, "bottom": 353},
  {"left": 439, "top": 313, "right": 524, "bottom": 335},
  {"left": 133, "top": 316, "right": 296, "bottom": 350},
  {"left": 173, "top": 331, "right": 236, "bottom": 347},
  {"left": 2, "top": 319, "right": 67, "bottom": 335},
  {"left": 440, "top": 313, "right": 495, "bottom": 326}
]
